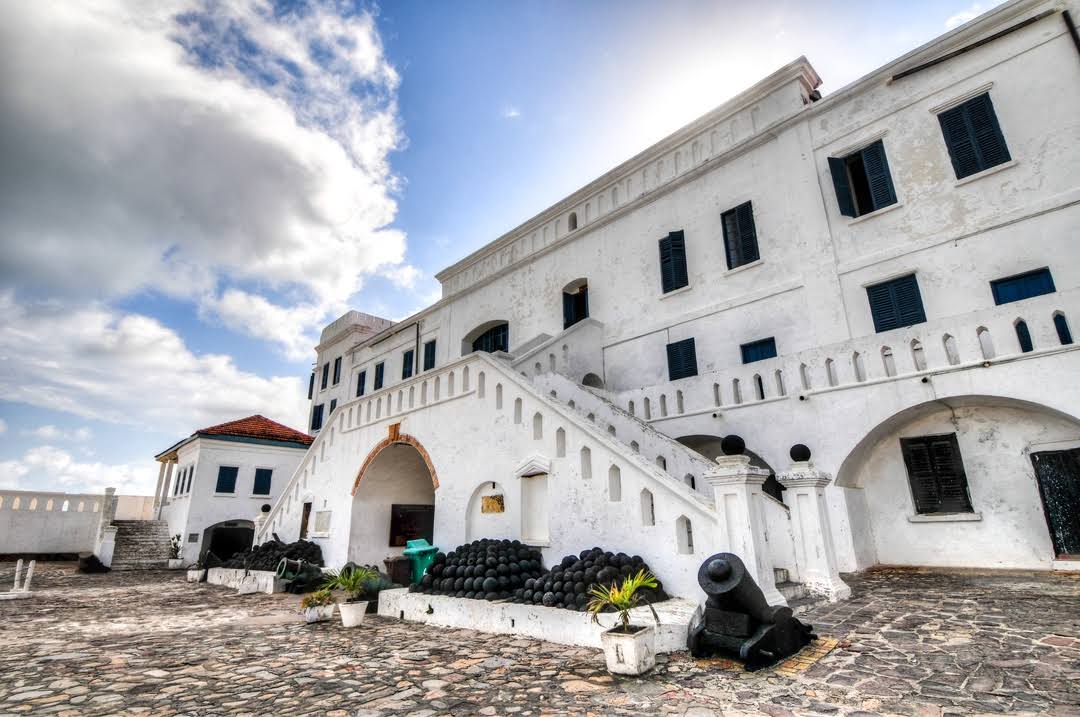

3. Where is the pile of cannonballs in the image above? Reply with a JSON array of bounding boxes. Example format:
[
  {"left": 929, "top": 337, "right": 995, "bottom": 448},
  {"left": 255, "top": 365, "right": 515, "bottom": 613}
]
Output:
[
  {"left": 512, "top": 547, "right": 668, "bottom": 612},
  {"left": 412, "top": 538, "right": 545, "bottom": 601},
  {"left": 218, "top": 537, "right": 324, "bottom": 570}
]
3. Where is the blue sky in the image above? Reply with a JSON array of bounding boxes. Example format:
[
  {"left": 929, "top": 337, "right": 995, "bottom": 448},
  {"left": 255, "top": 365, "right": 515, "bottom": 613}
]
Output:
[{"left": 0, "top": 0, "right": 997, "bottom": 494}]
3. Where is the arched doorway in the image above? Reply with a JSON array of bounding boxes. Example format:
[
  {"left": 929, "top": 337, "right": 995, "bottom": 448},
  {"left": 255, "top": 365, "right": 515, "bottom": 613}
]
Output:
[
  {"left": 462, "top": 320, "right": 509, "bottom": 356},
  {"left": 350, "top": 437, "right": 438, "bottom": 566},
  {"left": 202, "top": 519, "right": 254, "bottom": 562},
  {"left": 562, "top": 278, "right": 589, "bottom": 329},
  {"left": 676, "top": 435, "right": 785, "bottom": 502},
  {"left": 835, "top": 396, "right": 1080, "bottom": 570},
  {"left": 582, "top": 373, "right": 604, "bottom": 389}
]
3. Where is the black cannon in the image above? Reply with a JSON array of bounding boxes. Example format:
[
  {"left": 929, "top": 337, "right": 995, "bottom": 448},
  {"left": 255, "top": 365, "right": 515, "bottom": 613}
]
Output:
[
  {"left": 276, "top": 557, "right": 324, "bottom": 594},
  {"left": 687, "top": 552, "right": 814, "bottom": 670}
]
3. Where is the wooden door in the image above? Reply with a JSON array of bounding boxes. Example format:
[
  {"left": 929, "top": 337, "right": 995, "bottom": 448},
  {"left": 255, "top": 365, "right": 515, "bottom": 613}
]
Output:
[
  {"left": 299, "top": 502, "right": 312, "bottom": 540},
  {"left": 1032, "top": 449, "right": 1080, "bottom": 558}
]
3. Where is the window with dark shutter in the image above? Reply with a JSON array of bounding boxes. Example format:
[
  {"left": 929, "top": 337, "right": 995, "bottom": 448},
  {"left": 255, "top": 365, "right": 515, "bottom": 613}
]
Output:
[
  {"left": 402, "top": 350, "right": 415, "bottom": 379},
  {"left": 721, "top": 202, "right": 759, "bottom": 270},
  {"left": 563, "top": 285, "right": 589, "bottom": 328},
  {"left": 329, "top": 398, "right": 337, "bottom": 414},
  {"left": 866, "top": 274, "right": 926, "bottom": 332},
  {"left": 829, "top": 140, "right": 897, "bottom": 218},
  {"left": 320, "top": 363, "right": 329, "bottom": 390},
  {"left": 740, "top": 337, "right": 778, "bottom": 364},
  {"left": 658, "top": 231, "right": 689, "bottom": 293},
  {"left": 332, "top": 357, "right": 342, "bottom": 385},
  {"left": 471, "top": 324, "right": 509, "bottom": 353},
  {"left": 253, "top": 468, "right": 272, "bottom": 496},
  {"left": 990, "top": 267, "right": 1055, "bottom": 305},
  {"left": 938, "top": 93, "right": 1010, "bottom": 179},
  {"left": 307, "top": 372, "right": 315, "bottom": 400},
  {"left": 666, "top": 338, "right": 698, "bottom": 381},
  {"left": 423, "top": 340, "right": 436, "bottom": 370},
  {"left": 310, "top": 403, "right": 324, "bottom": 431},
  {"left": 356, "top": 370, "right": 366, "bottom": 397},
  {"left": 374, "top": 362, "right": 384, "bottom": 390},
  {"left": 900, "top": 434, "right": 973, "bottom": 514},
  {"left": 215, "top": 466, "right": 239, "bottom": 494}
]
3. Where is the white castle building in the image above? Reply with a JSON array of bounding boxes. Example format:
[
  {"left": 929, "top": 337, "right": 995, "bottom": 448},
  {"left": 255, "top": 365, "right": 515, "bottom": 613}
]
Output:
[{"left": 252, "top": 0, "right": 1080, "bottom": 603}]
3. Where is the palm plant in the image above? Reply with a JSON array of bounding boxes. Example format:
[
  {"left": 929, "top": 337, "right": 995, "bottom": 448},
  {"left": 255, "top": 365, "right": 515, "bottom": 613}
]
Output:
[
  {"left": 587, "top": 569, "right": 660, "bottom": 632},
  {"left": 300, "top": 588, "right": 335, "bottom": 609},
  {"left": 323, "top": 566, "right": 379, "bottom": 602}
]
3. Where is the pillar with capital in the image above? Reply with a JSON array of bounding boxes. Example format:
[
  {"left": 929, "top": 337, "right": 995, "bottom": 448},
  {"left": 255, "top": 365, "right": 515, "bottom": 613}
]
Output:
[
  {"left": 778, "top": 444, "right": 851, "bottom": 602},
  {"left": 703, "top": 435, "right": 785, "bottom": 606}
]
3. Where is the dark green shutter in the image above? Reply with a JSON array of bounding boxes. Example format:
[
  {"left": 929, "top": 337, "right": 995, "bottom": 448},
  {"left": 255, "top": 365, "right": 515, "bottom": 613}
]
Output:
[
  {"left": 402, "top": 350, "right": 414, "bottom": 379},
  {"left": 722, "top": 203, "right": 759, "bottom": 269},
  {"left": 253, "top": 468, "right": 272, "bottom": 495},
  {"left": 666, "top": 338, "right": 698, "bottom": 380},
  {"left": 307, "top": 372, "right": 315, "bottom": 399},
  {"left": 320, "top": 363, "right": 329, "bottom": 390},
  {"left": 374, "top": 363, "right": 384, "bottom": 390},
  {"left": 658, "top": 231, "right": 688, "bottom": 293},
  {"left": 901, "top": 435, "right": 972, "bottom": 514},
  {"left": 356, "top": 370, "right": 366, "bottom": 397},
  {"left": 563, "top": 292, "right": 575, "bottom": 328},
  {"left": 861, "top": 141, "right": 897, "bottom": 211},
  {"left": 939, "top": 94, "right": 1010, "bottom": 179},
  {"left": 867, "top": 275, "right": 926, "bottom": 332},
  {"left": 967, "top": 94, "right": 1010, "bottom": 170},
  {"left": 423, "top": 340, "right": 436, "bottom": 370},
  {"left": 828, "top": 156, "right": 856, "bottom": 217}
]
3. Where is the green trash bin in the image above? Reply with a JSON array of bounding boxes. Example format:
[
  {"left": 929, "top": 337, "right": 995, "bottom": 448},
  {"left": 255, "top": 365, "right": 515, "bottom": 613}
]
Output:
[{"left": 402, "top": 538, "right": 438, "bottom": 584}]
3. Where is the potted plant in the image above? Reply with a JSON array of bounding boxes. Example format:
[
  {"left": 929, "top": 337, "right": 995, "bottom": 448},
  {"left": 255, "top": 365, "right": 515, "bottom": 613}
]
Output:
[
  {"left": 168, "top": 534, "right": 183, "bottom": 569},
  {"left": 300, "top": 588, "right": 336, "bottom": 623},
  {"left": 588, "top": 569, "right": 660, "bottom": 675},
  {"left": 186, "top": 558, "right": 207, "bottom": 583},
  {"left": 324, "top": 566, "right": 379, "bottom": 627}
]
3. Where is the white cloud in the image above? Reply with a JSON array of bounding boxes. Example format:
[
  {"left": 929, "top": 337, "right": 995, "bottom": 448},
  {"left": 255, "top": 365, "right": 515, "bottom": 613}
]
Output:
[
  {"left": 0, "top": 445, "right": 154, "bottom": 494},
  {"left": 0, "top": 0, "right": 412, "bottom": 355},
  {"left": 502, "top": 105, "right": 522, "bottom": 120},
  {"left": 945, "top": 3, "right": 985, "bottom": 29},
  {"left": 0, "top": 293, "right": 309, "bottom": 439},
  {"left": 23, "top": 425, "right": 93, "bottom": 442}
]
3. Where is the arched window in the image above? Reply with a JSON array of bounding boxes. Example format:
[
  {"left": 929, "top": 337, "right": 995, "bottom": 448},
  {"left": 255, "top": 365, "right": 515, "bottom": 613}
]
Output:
[
  {"left": 800, "top": 363, "right": 812, "bottom": 390},
  {"left": 655, "top": 455, "right": 667, "bottom": 470},
  {"left": 630, "top": 441, "right": 639, "bottom": 453},
  {"left": 582, "top": 373, "right": 604, "bottom": 389},
  {"left": 580, "top": 446, "right": 592, "bottom": 479},
  {"left": 607, "top": 424, "right": 616, "bottom": 436},
  {"left": 568, "top": 212, "right": 578, "bottom": 231},
  {"left": 713, "top": 383, "right": 722, "bottom": 406},
  {"left": 608, "top": 465, "right": 622, "bottom": 502},
  {"left": 732, "top": 379, "right": 742, "bottom": 404},
  {"left": 628, "top": 400, "right": 635, "bottom": 416},
  {"left": 943, "top": 334, "right": 960, "bottom": 365},
  {"left": 555, "top": 428, "right": 566, "bottom": 457},
  {"left": 643, "top": 397, "right": 652, "bottom": 420},
  {"left": 676, "top": 390, "right": 685, "bottom": 414},
  {"left": 684, "top": 474, "right": 696, "bottom": 491},
  {"left": 881, "top": 346, "right": 896, "bottom": 377},
  {"left": 910, "top": 340, "right": 927, "bottom": 371},
  {"left": 977, "top": 326, "right": 995, "bottom": 360},
  {"left": 774, "top": 370, "right": 786, "bottom": 396},
  {"left": 753, "top": 374, "right": 765, "bottom": 400},
  {"left": 533, "top": 412, "right": 543, "bottom": 440},
  {"left": 640, "top": 489, "right": 655, "bottom": 526},
  {"left": 853, "top": 352, "right": 866, "bottom": 382},
  {"left": 495, "top": 383, "right": 503, "bottom": 409},
  {"left": 676, "top": 516, "right": 694, "bottom": 554},
  {"left": 1055, "top": 312, "right": 1074, "bottom": 345},
  {"left": 464, "top": 321, "right": 509, "bottom": 355},
  {"left": 514, "top": 398, "right": 522, "bottom": 424},
  {"left": 660, "top": 394, "right": 668, "bottom": 417},
  {"left": 1014, "top": 319, "right": 1033, "bottom": 353},
  {"left": 562, "top": 279, "right": 589, "bottom": 329},
  {"left": 825, "top": 359, "right": 838, "bottom": 387}
]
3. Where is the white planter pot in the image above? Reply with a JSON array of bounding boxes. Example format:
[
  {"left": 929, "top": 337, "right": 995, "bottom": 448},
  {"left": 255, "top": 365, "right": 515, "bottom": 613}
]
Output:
[
  {"left": 339, "top": 601, "right": 369, "bottom": 627},
  {"left": 186, "top": 569, "right": 206, "bottom": 583},
  {"left": 303, "top": 605, "right": 335, "bottom": 624},
  {"left": 600, "top": 625, "right": 656, "bottom": 675},
  {"left": 168, "top": 559, "right": 183, "bottom": 569}
]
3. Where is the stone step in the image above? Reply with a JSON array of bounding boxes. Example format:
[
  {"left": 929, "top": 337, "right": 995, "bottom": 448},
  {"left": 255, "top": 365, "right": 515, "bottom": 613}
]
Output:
[
  {"left": 111, "top": 519, "right": 173, "bottom": 567},
  {"left": 787, "top": 594, "right": 827, "bottom": 616},
  {"left": 773, "top": 567, "right": 789, "bottom": 584},
  {"left": 110, "top": 559, "right": 172, "bottom": 570},
  {"left": 776, "top": 580, "right": 806, "bottom": 602}
]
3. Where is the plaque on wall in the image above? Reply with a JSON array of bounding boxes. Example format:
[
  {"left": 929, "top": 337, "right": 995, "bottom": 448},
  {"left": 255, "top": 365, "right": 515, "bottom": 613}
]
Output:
[{"left": 481, "top": 495, "right": 505, "bottom": 513}]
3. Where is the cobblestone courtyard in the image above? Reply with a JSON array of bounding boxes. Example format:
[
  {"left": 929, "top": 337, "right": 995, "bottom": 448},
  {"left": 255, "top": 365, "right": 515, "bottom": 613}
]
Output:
[{"left": 1, "top": 564, "right": 1078, "bottom": 716}]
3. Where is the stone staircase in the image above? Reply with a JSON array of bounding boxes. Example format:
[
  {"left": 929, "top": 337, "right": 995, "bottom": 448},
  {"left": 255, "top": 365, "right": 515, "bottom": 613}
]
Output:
[
  {"left": 773, "top": 568, "right": 825, "bottom": 615},
  {"left": 110, "top": 520, "right": 173, "bottom": 570}
]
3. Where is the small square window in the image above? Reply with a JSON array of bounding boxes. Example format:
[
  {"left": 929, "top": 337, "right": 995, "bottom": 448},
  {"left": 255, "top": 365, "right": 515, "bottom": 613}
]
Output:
[
  {"left": 314, "top": 510, "right": 332, "bottom": 534},
  {"left": 938, "top": 93, "right": 1010, "bottom": 180},
  {"left": 866, "top": 274, "right": 926, "bottom": 333},
  {"left": 990, "top": 267, "right": 1054, "bottom": 305},
  {"left": 188, "top": 533, "right": 199, "bottom": 543},
  {"left": 666, "top": 338, "right": 698, "bottom": 381},
  {"left": 215, "top": 466, "right": 238, "bottom": 494},
  {"left": 253, "top": 468, "right": 272, "bottom": 496},
  {"left": 374, "top": 362, "right": 385, "bottom": 390},
  {"left": 829, "top": 140, "right": 897, "bottom": 218},
  {"left": 740, "top": 337, "right": 777, "bottom": 364}
]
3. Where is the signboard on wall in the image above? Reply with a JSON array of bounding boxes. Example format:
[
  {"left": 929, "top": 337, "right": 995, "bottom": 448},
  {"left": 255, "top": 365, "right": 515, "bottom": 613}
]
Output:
[{"left": 481, "top": 495, "right": 505, "bottom": 514}]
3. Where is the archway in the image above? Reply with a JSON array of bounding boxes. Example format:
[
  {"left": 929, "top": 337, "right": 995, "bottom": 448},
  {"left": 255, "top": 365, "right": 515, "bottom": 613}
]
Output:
[
  {"left": 562, "top": 278, "right": 589, "bottom": 329},
  {"left": 676, "top": 435, "right": 784, "bottom": 502},
  {"left": 582, "top": 372, "right": 604, "bottom": 389},
  {"left": 462, "top": 320, "right": 509, "bottom": 356},
  {"left": 201, "top": 519, "right": 254, "bottom": 562},
  {"left": 835, "top": 396, "right": 1080, "bottom": 571},
  {"left": 350, "top": 437, "right": 438, "bottom": 566}
]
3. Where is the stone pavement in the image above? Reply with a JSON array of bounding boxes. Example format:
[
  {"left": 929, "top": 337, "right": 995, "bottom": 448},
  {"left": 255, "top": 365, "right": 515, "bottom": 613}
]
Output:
[{"left": 1, "top": 563, "right": 1078, "bottom": 716}]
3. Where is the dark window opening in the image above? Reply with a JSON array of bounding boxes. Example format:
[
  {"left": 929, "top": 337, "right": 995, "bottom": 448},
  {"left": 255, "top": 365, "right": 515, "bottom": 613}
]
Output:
[
  {"left": 356, "top": 370, "right": 366, "bottom": 397},
  {"left": 867, "top": 274, "right": 927, "bottom": 332},
  {"left": 472, "top": 324, "right": 509, "bottom": 353},
  {"left": 332, "top": 357, "right": 342, "bottom": 385},
  {"left": 374, "top": 362, "right": 385, "bottom": 390},
  {"left": 423, "top": 340, "right": 436, "bottom": 371},
  {"left": 658, "top": 231, "right": 689, "bottom": 293},
  {"left": 389, "top": 503, "right": 435, "bottom": 547},
  {"left": 402, "top": 349, "right": 415, "bottom": 380},
  {"left": 991, "top": 267, "right": 1055, "bottom": 305},
  {"left": 320, "top": 363, "right": 329, "bottom": 390},
  {"left": 329, "top": 398, "right": 337, "bottom": 415},
  {"left": 829, "top": 139, "right": 897, "bottom": 218},
  {"left": 666, "top": 338, "right": 698, "bottom": 381},
  {"left": 215, "top": 466, "right": 239, "bottom": 494},
  {"left": 1015, "top": 321, "right": 1033, "bottom": 353},
  {"left": 741, "top": 337, "right": 778, "bottom": 364},
  {"left": 1055, "top": 314, "right": 1073, "bottom": 345},
  {"left": 253, "top": 468, "right": 272, "bottom": 496},
  {"left": 310, "top": 403, "right": 324, "bottom": 431},
  {"left": 721, "top": 202, "right": 759, "bottom": 270},
  {"left": 307, "top": 372, "right": 315, "bottom": 399},
  {"left": 900, "top": 433, "right": 973, "bottom": 514},
  {"left": 938, "top": 93, "right": 1011, "bottom": 180},
  {"left": 563, "top": 284, "right": 589, "bottom": 329}
]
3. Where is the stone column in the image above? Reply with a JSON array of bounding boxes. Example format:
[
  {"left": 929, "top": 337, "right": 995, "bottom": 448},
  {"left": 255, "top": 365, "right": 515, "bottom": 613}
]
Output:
[
  {"left": 778, "top": 460, "right": 851, "bottom": 602},
  {"left": 152, "top": 461, "right": 167, "bottom": 518},
  {"left": 161, "top": 461, "right": 175, "bottom": 512},
  {"left": 98, "top": 487, "right": 117, "bottom": 542},
  {"left": 704, "top": 454, "right": 785, "bottom": 606}
]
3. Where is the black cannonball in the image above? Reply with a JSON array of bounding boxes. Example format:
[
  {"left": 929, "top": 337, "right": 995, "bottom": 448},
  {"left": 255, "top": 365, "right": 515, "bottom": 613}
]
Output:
[
  {"left": 485, "top": 592, "right": 498, "bottom": 601},
  {"left": 573, "top": 571, "right": 584, "bottom": 582},
  {"left": 497, "top": 575, "right": 509, "bottom": 588},
  {"left": 454, "top": 577, "right": 465, "bottom": 591},
  {"left": 524, "top": 578, "right": 536, "bottom": 590},
  {"left": 482, "top": 577, "right": 497, "bottom": 593},
  {"left": 790, "top": 443, "right": 812, "bottom": 462},
  {"left": 465, "top": 591, "right": 476, "bottom": 599},
  {"left": 532, "top": 592, "right": 543, "bottom": 604},
  {"left": 553, "top": 581, "right": 563, "bottom": 593},
  {"left": 574, "top": 581, "right": 586, "bottom": 594},
  {"left": 485, "top": 569, "right": 497, "bottom": 579},
  {"left": 706, "top": 558, "right": 732, "bottom": 582},
  {"left": 421, "top": 574, "right": 433, "bottom": 587},
  {"left": 542, "top": 592, "right": 556, "bottom": 607},
  {"left": 554, "top": 592, "right": 565, "bottom": 603},
  {"left": 496, "top": 563, "right": 509, "bottom": 576},
  {"left": 720, "top": 434, "right": 745, "bottom": 456},
  {"left": 523, "top": 589, "right": 533, "bottom": 601},
  {"left": 431, "top": 564, "right": 444, "bottom": 576},
  {"left": 508, "top": 562, "right": 520, "bottom": 575}
]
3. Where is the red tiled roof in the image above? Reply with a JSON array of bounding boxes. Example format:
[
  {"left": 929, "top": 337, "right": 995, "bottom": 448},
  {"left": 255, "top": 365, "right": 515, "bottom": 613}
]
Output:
[{"left": 196, "top": 415, "right": 313, "bottom": 446}]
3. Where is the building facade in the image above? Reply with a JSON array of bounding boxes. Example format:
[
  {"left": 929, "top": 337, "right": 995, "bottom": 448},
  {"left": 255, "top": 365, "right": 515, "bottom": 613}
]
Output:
[
  {"left": 259, "top": 0, "right": 1080, "bottom": 601},
  {"left": 154, "top": 416, "right": 312, "bottom": 564}
]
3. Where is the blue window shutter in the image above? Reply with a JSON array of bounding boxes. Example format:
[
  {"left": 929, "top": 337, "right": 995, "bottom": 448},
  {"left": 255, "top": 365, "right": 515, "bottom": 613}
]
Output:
[
  {"left": 356, "top": 370, "right": 366, "bottom": 397},
  {"left": 423, "top": 341, "right": 436, "bottom": 370},
  {"left": 402, "top": 350, "right": 414, "bottom": 379},
  {"left": 374, "top": 363, "right": 384, "bottom": 390},
  {"left": 658, "top": 231, "right": 688, "bottom": 293},
  {"left": 1054, "top": 314, "right": 1073, "bottom": 345},
  {"left": 828, "top": 156, "right": 856, "bottom": 217},
  {"left": 215, "top": 466, "right": 238, "bottom": 494},
  {"left": 320, "top": 363, "right": 329, "bottom": 389},
  {"left": 867, "top": 274, "right": 926, "bottom": 332},
  {"left": 939, "top": 94, "right": 1010, "bottom": 179},
  {"left": 310, "top": 403, "right": 324, "bottom": 431},
  {"left": 666, "top": 338, "right": 698, "bottom": 380},
  {"left": 741, "top": 337, "right": 777, "bottom": 364},
  {"left": 861, "top": 141, "right": 897, "bottom": 211},
  {"left": 253, "top": 468, "right": 273, "bottom": 496},
  {"left": 991, "top": 268, "right": 1055, "bottom": 305},
  {"left": 722, "top": 203, "right": 759, "bottom": 269},
  {"left": 307, "top": 372, "right": 315, "bottom": 400},
  {"left": 967, "top": 93, "right": 1010, "bottom": 170}
]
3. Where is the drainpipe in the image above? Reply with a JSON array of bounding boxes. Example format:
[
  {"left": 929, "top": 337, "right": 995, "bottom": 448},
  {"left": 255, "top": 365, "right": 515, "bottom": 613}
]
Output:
[{"left": 416, "top": 321, "right": 421, "bottom": 374}]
